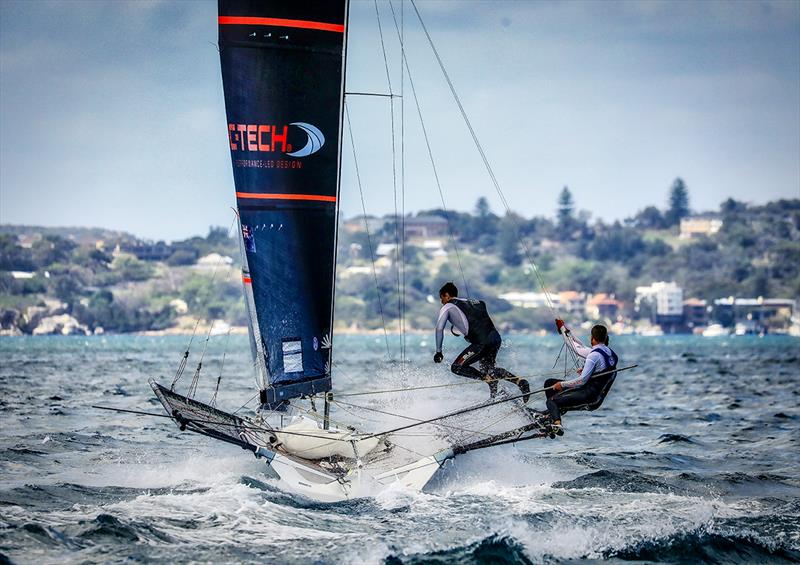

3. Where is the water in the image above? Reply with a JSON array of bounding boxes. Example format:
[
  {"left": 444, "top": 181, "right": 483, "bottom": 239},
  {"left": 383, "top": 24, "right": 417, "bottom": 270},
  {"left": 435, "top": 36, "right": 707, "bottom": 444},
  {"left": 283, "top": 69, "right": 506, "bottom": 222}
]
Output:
[{"left": 1, "top": 334, "right": 799, "bottom": 564}]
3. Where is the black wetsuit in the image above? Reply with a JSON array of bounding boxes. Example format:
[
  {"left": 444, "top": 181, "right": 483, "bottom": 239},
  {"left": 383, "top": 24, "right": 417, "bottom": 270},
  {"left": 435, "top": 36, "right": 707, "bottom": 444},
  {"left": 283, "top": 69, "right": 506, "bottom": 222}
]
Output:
[
  {"left": 545, "top": 348, "right": 618, "bottom": 421},
  {"left": 446, "top": 299, "right": 519, "bottom": 394}
]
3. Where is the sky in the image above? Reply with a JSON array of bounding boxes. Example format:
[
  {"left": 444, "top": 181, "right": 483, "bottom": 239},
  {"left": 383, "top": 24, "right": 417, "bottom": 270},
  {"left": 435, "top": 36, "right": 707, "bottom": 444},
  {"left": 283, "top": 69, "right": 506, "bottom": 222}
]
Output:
[{"left": 1, "top": 0, "right": 798, "bottom": 242}]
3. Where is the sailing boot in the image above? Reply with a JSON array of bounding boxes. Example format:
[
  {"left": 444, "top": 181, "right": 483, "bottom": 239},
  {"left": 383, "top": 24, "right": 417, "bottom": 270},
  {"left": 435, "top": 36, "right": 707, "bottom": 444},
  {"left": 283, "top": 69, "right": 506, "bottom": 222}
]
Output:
[
  {"left": 548, "top": 419, "right": 564, "bottom": 437},
  {"left": 504, "top": 376, "right": 531, "bottom": 403},
  {"left": 517, "top": 379, "right": 531, "bottom": 403}
]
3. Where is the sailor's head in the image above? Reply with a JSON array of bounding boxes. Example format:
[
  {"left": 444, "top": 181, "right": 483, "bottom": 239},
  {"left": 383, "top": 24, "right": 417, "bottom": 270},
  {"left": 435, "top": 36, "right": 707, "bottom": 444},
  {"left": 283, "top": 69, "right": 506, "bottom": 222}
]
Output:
[
  {"left": 439, "top": 282, "right": 458, "bottom": 305},
  {"left": 591, "top": 324, "right": 609, "bottom": 346}
]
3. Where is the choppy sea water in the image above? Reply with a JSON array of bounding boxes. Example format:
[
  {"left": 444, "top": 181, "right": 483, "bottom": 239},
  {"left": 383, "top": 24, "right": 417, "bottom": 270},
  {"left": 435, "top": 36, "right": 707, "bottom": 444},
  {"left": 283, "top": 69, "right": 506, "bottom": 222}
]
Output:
[{"left": 1, "top": 334, "right": 799, "bottom": 564}]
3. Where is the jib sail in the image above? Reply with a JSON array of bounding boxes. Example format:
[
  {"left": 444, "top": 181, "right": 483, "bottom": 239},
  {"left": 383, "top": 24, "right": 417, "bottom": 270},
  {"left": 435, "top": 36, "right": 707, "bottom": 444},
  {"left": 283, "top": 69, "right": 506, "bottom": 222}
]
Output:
[{"left": 218, "top": 0, "right": 348, "bottom": 407}]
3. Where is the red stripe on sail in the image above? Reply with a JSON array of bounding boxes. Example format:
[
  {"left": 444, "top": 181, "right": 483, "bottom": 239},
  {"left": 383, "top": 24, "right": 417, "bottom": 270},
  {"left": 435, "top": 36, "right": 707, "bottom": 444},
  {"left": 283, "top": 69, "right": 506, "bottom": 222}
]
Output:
[
  {"left": 236, "top": 192, "right": 336, "bottom": 203},
  {"left": 218, "top": 16, "right": 345, "bottom": 33}
]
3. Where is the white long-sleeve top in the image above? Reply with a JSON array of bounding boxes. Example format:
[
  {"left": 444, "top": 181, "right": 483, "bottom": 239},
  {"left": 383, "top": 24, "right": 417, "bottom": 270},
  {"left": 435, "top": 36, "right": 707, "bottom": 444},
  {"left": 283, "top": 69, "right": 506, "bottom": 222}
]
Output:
[
  {"left": 561, "top": 332, "right": 615, "bottom": 389},
  {"left": 434, "top": 301, "right": 469, "bottom": 353}
]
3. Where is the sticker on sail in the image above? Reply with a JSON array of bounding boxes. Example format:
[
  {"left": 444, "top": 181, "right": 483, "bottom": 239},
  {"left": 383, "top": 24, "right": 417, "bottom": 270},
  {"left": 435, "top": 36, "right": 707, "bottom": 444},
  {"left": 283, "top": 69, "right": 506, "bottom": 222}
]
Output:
[
  {"left": 282, "top": 339, "right": 303, "bottom": 373},
  {"left": 321, "top": 334, "right": 332, "bottom": 349},
  {"left": 313, "top": 336, "right": 319, "bottom": 351},
  {"left": 242, "top": 224, "right": 256, "bottom": 253}
]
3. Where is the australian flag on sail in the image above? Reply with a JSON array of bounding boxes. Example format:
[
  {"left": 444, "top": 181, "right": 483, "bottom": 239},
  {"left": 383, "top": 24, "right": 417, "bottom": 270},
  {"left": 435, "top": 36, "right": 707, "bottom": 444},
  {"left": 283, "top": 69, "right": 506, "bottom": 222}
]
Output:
[{"left": 218, "top": 0, "right": 347, "bottom": 406}]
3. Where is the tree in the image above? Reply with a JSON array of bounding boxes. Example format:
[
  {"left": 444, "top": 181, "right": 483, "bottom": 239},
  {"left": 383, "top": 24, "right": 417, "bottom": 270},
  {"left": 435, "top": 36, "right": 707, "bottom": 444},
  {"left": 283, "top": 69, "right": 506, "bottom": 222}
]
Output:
[
  {"left": 634, "top": 206, "right": 665, "bottom": 229},
  {"left": 475, "top": 197, "right": 490, "bottom": 219},
  {"left": 557, "top": 186, "right": 574, "bottom": 229},
  {"left": 499, "top": 214, "right": 522, "bottom": 266},
  {"left": 665, "top": 178, "right": 690, "bottom": 227}
]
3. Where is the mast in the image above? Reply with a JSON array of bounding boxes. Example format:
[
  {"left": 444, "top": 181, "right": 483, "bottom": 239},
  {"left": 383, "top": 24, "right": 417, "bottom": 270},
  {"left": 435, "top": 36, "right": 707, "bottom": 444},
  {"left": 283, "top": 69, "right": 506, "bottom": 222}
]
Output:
[{"left": 218, "top": 0, "right": 349, "bottom": 409}]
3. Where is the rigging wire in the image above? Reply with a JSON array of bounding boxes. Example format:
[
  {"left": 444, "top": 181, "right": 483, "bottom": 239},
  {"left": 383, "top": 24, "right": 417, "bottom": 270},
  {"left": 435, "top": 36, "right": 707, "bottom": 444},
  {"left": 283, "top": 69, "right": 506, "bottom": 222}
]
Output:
[
  {"left": 334, "top": 368, "right": 567, "bottom": 397},
  {"left": 399, "top": 0, "right": 407, "bottom": 366},
  {"left": 171, "top": 215, "right": 238, "bottom": 391},
  {"left": 386, "top": 0, "right": 470, "bottom": 298},
  {"left": 344, "top": 102, "right": 393, "bottom": 361},
  {"left": 358, "top": 364, "right": 637, "bottom": 440},
  {"left": 408, "top": 0, "right": 559, "bottom": 315},
  {"left": 373, "top": 0, "right": 405, "bottom": 365},
  {"left": 210, "top": 327, "right": 233, "bottom": 408},
  {"left": 332, "top": 397, "right": 506, "bottom": 438}
]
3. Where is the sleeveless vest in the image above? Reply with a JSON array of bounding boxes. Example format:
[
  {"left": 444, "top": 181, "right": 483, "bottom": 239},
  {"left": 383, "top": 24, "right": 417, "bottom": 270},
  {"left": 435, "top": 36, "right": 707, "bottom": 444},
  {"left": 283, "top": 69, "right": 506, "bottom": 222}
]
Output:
[
  {"left": 452, "top": 298, "right": 498, "bottom": 344},
  {"left": 583, "top": 347, "right": 618, "bottom": 411}
]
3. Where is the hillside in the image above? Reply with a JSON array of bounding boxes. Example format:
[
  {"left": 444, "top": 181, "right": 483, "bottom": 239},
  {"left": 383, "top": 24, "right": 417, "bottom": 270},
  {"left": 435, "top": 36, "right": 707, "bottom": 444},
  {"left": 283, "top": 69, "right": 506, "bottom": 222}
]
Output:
[{"left": 1, "top": 194, "right": 798, "bottom": 336}]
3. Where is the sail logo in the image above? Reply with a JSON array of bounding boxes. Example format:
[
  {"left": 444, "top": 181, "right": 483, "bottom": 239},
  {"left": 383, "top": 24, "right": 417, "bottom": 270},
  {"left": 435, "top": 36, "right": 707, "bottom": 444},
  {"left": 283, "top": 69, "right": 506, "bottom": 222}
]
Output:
[{"left": 228, "top": 122, "right": 325, "bottom": 157}]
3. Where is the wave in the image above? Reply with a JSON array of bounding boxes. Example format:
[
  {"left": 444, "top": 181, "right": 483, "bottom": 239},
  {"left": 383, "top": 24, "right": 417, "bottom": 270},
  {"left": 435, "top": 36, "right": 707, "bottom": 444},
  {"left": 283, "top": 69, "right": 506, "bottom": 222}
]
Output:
[
  {"left": 657, "top": 433, "right": 696, "bottom": 444},
  {"left": 384, "top": 528, "right": 800, "bottom": 565},
  {"left": 0, "top": 483, "right": 177, "bottom": 512},
  {"left": 77, "top": 513, "right": 173, "bottom": 544},
  {"left": 385, "top": 535, "right": 532, "bottom": 565},
  {"left": 551, "top": 469, "right": 695, "bottom": 495},
  {"left": 608, "top": 530, "right": 800, "bottom": 564}
]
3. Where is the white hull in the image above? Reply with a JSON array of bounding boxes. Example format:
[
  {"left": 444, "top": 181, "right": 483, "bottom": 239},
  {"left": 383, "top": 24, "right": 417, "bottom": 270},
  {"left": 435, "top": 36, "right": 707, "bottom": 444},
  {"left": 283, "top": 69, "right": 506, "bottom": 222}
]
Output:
[{"left": 257, "top": 445, "right": 452, "bottom": 502}]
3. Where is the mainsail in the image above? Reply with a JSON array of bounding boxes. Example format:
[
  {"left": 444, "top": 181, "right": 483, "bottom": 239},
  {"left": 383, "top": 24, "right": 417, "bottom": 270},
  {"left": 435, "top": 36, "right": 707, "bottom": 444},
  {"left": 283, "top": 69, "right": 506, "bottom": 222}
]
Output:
[{"left": 218, "top": 0, "right": 348, "bottom": 408}]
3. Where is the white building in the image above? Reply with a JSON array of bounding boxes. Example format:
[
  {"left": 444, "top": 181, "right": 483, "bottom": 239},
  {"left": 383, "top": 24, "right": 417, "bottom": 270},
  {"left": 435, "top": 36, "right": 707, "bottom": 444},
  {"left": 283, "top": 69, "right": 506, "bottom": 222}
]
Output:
[
  {"left": 498, "top": 291, "right": 561, "bottom": 310},
  {"left": 636, "top": 281, "right": 683, "bottom": 317}
]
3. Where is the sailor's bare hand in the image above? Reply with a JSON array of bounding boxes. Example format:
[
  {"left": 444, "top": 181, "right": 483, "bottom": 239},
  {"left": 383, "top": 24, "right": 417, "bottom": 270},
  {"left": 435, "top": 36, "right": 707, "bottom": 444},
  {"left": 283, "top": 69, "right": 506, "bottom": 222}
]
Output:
[{"left": 552, "top": 382, "right": 563, "bottom": 392}]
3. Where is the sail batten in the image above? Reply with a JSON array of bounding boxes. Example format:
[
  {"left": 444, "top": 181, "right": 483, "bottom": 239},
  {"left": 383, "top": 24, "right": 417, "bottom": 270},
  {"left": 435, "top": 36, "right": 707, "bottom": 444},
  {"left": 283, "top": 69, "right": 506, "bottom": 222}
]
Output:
[{"left": 219, "top": 0, "right": 348, "bottom": 407}]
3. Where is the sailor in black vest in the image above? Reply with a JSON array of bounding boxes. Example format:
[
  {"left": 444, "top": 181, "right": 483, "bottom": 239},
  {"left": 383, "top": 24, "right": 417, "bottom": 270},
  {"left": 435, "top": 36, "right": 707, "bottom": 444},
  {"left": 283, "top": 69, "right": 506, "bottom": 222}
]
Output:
[
  {"left": 543, "top": 321, "right": 618, "bottom": 433},
  {"left": 433, "top": 282, "right": 530, "bottom": 402}
]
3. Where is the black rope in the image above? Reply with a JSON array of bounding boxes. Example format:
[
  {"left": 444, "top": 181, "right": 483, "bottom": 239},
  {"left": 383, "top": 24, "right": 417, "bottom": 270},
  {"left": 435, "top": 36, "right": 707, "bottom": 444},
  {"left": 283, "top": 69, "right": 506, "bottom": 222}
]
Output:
[
  {"left": 171, "top": 349, "right": 189, "bottom": 391},
  {"left": 345, "top": 91, "right": 400, "bottom": 98}
]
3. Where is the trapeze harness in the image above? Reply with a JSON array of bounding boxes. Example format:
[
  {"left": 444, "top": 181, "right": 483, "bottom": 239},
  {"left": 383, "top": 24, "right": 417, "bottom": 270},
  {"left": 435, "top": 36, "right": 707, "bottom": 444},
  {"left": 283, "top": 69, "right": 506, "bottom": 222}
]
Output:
[
  {"left": 451, "top": 298, "right": 499, "bottom": 345},
  {"left": 546, "top": 346, "right": 618, "bottom": 421},
  {"left": 581, "top": 347, "right": 619, "bottom": 411}
]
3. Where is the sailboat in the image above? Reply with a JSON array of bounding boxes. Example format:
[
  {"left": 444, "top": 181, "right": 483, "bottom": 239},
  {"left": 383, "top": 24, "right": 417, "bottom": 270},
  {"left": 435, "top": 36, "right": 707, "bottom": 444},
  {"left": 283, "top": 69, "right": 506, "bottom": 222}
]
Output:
[{"left": 150, "top": 0, "right": 565, "bottom": 502}]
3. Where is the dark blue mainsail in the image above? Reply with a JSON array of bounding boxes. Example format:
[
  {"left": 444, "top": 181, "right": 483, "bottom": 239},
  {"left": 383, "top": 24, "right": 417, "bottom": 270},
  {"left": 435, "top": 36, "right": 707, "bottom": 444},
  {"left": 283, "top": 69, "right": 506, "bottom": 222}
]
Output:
[{"left": 218, "top": 0, "right": 348, "bottom": 407}]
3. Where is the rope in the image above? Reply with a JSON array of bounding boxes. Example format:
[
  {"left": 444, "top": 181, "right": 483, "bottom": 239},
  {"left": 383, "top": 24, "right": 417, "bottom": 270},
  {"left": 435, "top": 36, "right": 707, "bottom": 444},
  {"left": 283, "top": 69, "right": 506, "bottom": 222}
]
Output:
[{"left": 345, "top": 103, "right": 393, "bottom": 361}]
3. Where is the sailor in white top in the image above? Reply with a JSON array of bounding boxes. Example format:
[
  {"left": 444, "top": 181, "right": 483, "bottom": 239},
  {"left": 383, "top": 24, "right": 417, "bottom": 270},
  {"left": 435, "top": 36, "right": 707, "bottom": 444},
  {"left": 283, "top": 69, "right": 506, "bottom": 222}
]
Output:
[{"left": 542, "top": 321, "right": 619, "bottom": 428}]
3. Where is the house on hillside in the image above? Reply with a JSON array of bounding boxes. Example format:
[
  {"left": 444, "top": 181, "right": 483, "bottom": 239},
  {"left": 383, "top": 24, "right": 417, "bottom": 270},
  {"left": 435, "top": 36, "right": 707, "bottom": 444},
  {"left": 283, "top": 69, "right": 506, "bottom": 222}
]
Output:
[
  {"left": 403, "top": 215, "right": 448, "bottom": 239},
  {"left": 680, "top": 214, "right": 723, "bottom": 239},
  {"left": 558, "top": 291, "right": 586, "bottom": 314},
  {"left": 342, "top": 216, "right": 388, "bottom": 234},
  {"left": 585, "top": 293, "right": 622, "bottom": 320}
]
